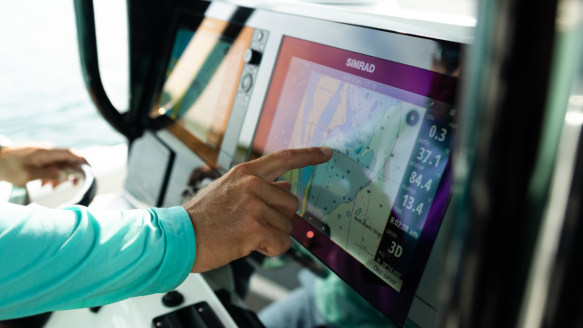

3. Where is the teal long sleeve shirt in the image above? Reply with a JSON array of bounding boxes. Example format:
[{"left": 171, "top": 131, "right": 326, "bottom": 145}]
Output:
[{"left": 0, "top": 203, "right": 196, "bottom": 320}]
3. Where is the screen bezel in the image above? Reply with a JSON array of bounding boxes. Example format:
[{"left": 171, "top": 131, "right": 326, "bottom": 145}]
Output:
[{"left": 250, "top": 36, "right": 459, "bottom": 326}]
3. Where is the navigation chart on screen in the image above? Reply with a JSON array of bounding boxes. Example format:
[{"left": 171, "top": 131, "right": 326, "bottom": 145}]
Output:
[
  {"left": 270, "top": 58, "right": 426, "bottom": 288},
  {"left": 258, "top": 52, "right": 455, "bottom": 293},
  {"left": 254, "top": 37, "right": 458, "bottom": 325}
]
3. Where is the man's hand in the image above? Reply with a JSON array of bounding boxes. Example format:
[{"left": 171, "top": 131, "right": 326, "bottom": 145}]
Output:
[
  {"left": 0, "top": 145, "right": 88, "bottom": 187},
  {"left": 183, "top": 147, "right": 333, "bottom": 273}
]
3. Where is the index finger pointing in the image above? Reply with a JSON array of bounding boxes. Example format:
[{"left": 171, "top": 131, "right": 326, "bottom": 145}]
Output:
[{"left": 250, "top": 147, "right": 333, "bottom": 182}]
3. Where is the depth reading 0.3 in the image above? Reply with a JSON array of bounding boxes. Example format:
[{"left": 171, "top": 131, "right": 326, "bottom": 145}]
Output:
[{"left": 429, "top": 124, "right": 447, "bottom": 141}]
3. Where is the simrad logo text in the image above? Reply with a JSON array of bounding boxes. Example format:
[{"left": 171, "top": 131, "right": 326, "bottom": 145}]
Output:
[{"left": 346, "top": 58, "right": 375, "bottom": 73}]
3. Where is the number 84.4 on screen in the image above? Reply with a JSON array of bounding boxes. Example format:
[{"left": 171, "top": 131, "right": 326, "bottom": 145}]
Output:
[{"left": 409, "top": 171, "right": 432, "bottom": 191}]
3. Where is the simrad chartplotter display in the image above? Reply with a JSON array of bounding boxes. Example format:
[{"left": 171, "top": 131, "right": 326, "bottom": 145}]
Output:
[
  {"left": 252, "top": 36, "right": 458, "bottom": 325},
  {"left": 152, "top": 16, "right": 254, "bottom": 167}
]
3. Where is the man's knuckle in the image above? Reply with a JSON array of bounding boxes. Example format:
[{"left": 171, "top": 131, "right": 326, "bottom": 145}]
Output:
[
  {"left": 275, "top": 237, "right": 291, "bottom": 256},
  {"left": 246, "top": 197, "right": 265, "bottom": 213},
  {"left": 233, "top": 162, "right": 251, "bottom": 175},
  {"left": 283, "top": 237, "right": 292, "bottom": 250},
  {"left": 242, "top": 175, "right": 262, "bottom": 192},
  {"left": 241, "top": 217, "right": 258, "bottom": 235},
  {"left": 281, "top": 195, "right": 300, "bottom": 217},
  {"left": 249, "top": 219, "right": 265, "bottom": 235},
  {"left": 292, "top": 196, "right": 300, "bottom": 211},
  {"left": 284, "top": 219, "right": 293, "bottom": 235},
  {"left": 278, "top": 149, "right": 294, "bottom": 162}
]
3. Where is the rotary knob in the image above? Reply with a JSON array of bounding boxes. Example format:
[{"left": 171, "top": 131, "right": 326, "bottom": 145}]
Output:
[
  {"left": 162, "top": 290, "right": 184, "bottom": 307},
  {"left": 244, "top": 48, "right": 262, "bottom": 65},
  {"left": 241, "top": 73, "right": 253, "bottom": 92}
]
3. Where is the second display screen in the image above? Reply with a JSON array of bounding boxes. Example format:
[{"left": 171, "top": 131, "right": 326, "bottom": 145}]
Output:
[{"left": 153, "top": 17, "right": 254, "bottom": 167}]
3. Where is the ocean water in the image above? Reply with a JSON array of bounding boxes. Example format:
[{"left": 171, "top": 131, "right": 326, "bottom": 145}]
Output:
[{"left": 0, "top": 0, "right": 128, "bottom": 149}]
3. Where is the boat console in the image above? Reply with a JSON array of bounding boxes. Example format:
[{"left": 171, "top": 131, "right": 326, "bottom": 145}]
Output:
[
  {"left": 53, "top": 0, "right": 471, "bottom": 327},
  {"left": 4, "top": 0, "right": 577, "bottom": 326},
  {"left": 12, "top": 0, "right": 488, "bottom": 328}
]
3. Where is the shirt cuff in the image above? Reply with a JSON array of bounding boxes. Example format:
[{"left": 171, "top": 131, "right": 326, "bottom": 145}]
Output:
[{"left": 150, "top": 206, "right": 196, "bottom": 292}]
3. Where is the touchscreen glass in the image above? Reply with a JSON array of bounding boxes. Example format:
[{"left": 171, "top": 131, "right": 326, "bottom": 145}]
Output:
[
  {"left": 152, "top": 17, "right": 253, "bottom": 166},
  {"left": 252, "top": 37, "right": 459, "bottom": 326}
]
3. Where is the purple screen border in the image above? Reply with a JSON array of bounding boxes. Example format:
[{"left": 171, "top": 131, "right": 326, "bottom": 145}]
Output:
[{"left": 253, "top": 36, "right": 458, "bottom": 326}]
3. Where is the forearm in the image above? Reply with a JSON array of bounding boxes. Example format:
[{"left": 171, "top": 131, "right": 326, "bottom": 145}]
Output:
[{"left": 0, "top": 203, "right": 195, "bottom": 320}]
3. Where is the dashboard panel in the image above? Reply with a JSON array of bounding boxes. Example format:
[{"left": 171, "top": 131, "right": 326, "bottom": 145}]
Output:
[{"left": 125, "top": 2, "right": 464, "bottom": 327}]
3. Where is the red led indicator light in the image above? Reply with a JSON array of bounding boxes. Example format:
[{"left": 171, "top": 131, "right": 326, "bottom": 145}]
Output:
[{"left": 307, "top": 231, "right": 314, "bottom": 238}]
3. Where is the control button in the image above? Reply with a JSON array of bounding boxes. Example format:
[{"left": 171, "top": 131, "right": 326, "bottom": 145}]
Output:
[
  {"left": 89, "top": 306, "right": 101, "bottom": 313},
  {"left": 241, "top": 73, "right": 253, "bottom": 92},
  {"left": 256, "top": 31, "right": 264, "bottom": 41},
  {"left": 244, "top": 48, "right": 262, "bottom": 65},
  {"left": 162, "top": 290, "right": 184, "bottom": 307}
]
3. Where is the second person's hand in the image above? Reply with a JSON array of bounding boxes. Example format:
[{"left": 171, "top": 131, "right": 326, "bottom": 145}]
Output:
[
  {"left": 0, "top": 145, "right": 88, "bottom": 187},
  {"left": 183, "top": 147, "right": 333, "bottom": 273}
]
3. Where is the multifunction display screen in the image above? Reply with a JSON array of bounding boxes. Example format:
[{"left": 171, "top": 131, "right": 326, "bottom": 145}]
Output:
[
  {"left": 252, "top": 37, "right": 459, "bottom": 326},
  {"left": 153, "top": 17, "right": 253, "bottom": 166}
]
